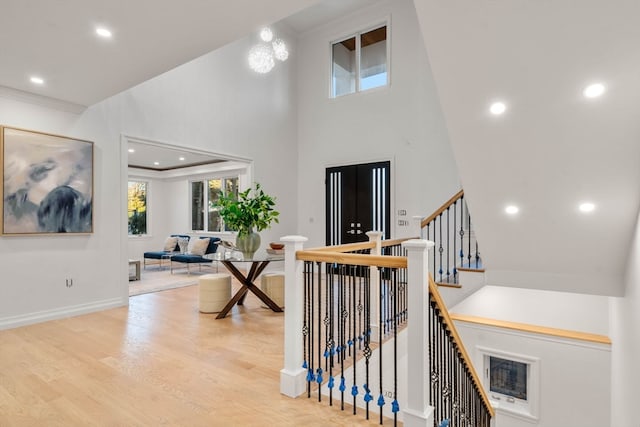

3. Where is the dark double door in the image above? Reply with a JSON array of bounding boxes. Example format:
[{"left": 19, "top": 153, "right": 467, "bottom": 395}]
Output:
[{"left": 326, "top": 161, "right": 390, "bottom": 246}]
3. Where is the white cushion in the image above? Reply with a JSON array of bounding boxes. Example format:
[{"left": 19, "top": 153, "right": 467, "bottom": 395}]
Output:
[
  {"left": 163, "top": 236, "right": 178, "bottom": 252},
  {"left": 190, "top": 238, "right": 210, "bottom": 256}
]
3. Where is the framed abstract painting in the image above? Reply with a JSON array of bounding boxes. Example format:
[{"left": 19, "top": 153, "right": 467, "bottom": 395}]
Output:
[{"left": 1, "top": 126, "right": 94, "bottom": 235}]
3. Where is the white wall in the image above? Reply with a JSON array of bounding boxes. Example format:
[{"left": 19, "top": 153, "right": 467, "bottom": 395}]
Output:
[
  {"left": 0, "top": 96, "right": 128, "bottom": 328},
  {"left": 119, "top": 29, "right": 299, "bottom": 248},
  {"left": 451, "top": 285, "right": 612, "bottom": 425},
  {"left": 456, "top": 321, "right": 611, "bottom": 427},
  {"left": 0, "top": 27, "right": 299, "bottom": 329},
  {"left": 610, "top": 209, "right": 640, "bottom": 425},
  {"left": 451, "top": 285, "right": 611, "bottom": 336},
  {"left": 296, "top": 0, "right": 460, "bottom": 247}
]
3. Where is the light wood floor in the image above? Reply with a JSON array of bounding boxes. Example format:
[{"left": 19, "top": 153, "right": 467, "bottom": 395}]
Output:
[{"left": 0, "top": 282, "right": 397, "bottom": 426}]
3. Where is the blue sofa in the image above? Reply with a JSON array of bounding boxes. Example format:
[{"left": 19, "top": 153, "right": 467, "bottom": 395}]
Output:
[
  {"left": 143, "top": 234, "right": 191, "bottom": 269},
  {"left": 170, "top": 236, "right": 221, "bottom": 274}
]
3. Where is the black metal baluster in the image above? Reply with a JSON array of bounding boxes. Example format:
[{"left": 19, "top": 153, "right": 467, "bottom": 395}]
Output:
[
  {"left": 378, "top": 267, "right": 384, "bottom": 425},
  {"left": 350, "top": 266, "right": 357, "bottom": 415},
  {"left": 325, "top": 264, "right": 330, "bottom": 375},
  {"left": 358, "top": 277, "right": 363, "bottom": 351},
  {"left": 439, "top": 307, "right": 445, "bottom": 423},
  {"left": 364, "top": 268, "right": 372, "bottom": 420},
  {"left": 393, "top": 268, "right": 399, "bottom": 426},
  {"left": 467, "top": 206, "right": 472, "bottom": 268},
  {"left": 304, "top": 262, "right": 311, "bottom": 398},
  {"left": 476, "top": 240, "right": 480, "bottom": 269},
  {"left": 328, "top": 261, "right": 335, "bottom": 406},
  {"left": 429, "top": 299, "right": 435, "bottom": 423},
  {"left": 453, "top": 201, "right": 458, "bottom": 284},
  {"left": 339, "top": 264, "right": 345, "bottom": 410},
  {"left": 460, "top": 196, "right": 465, "bottom": 270},
  {"left": 317, "top": 262, "right": 323, "bottom": 402},
  {"left": 446, "top": 207, "right": 450, "bottom": 282},
  {"left": 438, "top": 214, "right": 444, "bottom": 282},
  {"left": 309, "top": 262, "right": 315, "bottom": 400}
]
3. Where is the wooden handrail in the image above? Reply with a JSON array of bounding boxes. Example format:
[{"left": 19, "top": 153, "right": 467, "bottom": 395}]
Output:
[
  {"left": 306, "top": 241, "right": 376, "bottom": 253},
  {"left": 428, "top": 275, "right": 495, "bottom": 417},
  {"left": 421, "top": 189, "right": 464, "bottom": 228},
  {"left": 381, "top": 237, "right": 415, "bottom": 247},
  {"left": 296, "top": 250, "right": 407, "bottom": 269},
  {"left": 450, "top": 314, "right": 612, "bottom": 345}
]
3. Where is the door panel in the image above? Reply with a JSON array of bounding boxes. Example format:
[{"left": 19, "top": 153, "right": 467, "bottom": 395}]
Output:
[{"left": 326, "top": 161, "right": 390, "bottom": 246}]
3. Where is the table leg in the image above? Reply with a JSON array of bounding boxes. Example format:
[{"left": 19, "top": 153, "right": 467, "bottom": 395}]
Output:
[{"left": 216, "top": 261, "right": 283, "bottom": 319}]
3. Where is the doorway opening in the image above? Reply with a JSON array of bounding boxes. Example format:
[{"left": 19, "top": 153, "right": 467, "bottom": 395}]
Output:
[{"left": 121, "top": 135, "right": 252, "bottom": 297}]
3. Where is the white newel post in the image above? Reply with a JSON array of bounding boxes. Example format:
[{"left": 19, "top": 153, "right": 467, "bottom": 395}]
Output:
[
  {"left": 280, "top": 235, "right": 308, "bottom": 398},
  {"left": 402, "top": 239, "right": 435, "bottom": 427},
  {"left": 366, "top": 231, "right": 382, "bottom": 342}
]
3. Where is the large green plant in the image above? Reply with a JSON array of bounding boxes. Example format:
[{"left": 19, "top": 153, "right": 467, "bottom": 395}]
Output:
[{"left": 214, "top": 182, "right": 279, "bottom": 236}]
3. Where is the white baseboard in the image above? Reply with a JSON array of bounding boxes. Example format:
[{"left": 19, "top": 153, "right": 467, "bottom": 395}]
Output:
[{"left": 0, "top": 297, "right": 127, "bottom": 331}]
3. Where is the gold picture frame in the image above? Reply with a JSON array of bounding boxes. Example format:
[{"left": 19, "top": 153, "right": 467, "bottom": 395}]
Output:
[{"left": 1, "top": 126, "right": 94, "bottom": 235}]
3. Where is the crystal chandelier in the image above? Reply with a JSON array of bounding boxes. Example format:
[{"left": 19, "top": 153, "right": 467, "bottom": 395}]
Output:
[
  {"left": 248, "top": 44, "right": 274, "bottom": 74},
  {"left": 248, "top": 27, "right": 288, "bottom": 73}
]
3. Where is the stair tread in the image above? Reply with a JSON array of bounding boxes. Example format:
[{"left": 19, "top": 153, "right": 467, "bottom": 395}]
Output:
[{"left": 458, "top": 259, "right": 484, "bottom": 271}]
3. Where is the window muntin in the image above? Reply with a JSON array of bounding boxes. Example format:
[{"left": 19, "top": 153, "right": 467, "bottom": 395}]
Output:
[
  {"left": 489, "top": 356, "right": 528, "bottom": 401},
  {"left": 332, "top": 24, "right": 388, "bottom": 97},
  {"left": 191, "top": 177, "right": 238, "bottom": 232},
  {"left": 191, "top": 181, "right": 205, "bottom": 231},
  {"left": 127, "top": 181, "right": 147, "bottom": 235}
]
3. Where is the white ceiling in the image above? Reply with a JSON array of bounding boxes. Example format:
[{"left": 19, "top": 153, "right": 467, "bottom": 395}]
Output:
[
  {"left": 0, "top": 0, "right": 378, "bottom": 170},
  {"left": 127, "top": 141, "right": 226, "bottom": 171},
  {"left": 0, "top": 0, "right": 322, "bottom": 108},
  {"left": 0, "top": 0, "right": 381, "bottom": 109},
  {"left": 414, "top": 0, "right": 640, "bottom": 296}
]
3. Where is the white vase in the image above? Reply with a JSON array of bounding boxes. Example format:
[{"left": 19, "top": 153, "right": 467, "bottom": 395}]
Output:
[{"left": 235, "top": 231, "right": 260, "bottom": 259}]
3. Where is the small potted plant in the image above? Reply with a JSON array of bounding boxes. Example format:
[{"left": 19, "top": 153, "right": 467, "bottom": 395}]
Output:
[{"left": 214, "top": 182, "right": 279, "bottom": 258}]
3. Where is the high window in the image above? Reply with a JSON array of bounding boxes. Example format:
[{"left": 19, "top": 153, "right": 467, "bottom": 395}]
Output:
[
  {"left": 127, "top": 181, "right": 147, "bottom": 235},
  {"left": 479, "top": 347, "right": 539, "bottom": 422},
  {"left": 331, "top": 24, "right": 388, "bottom": 97},
  {"left": 191, "top": 177, "right": 239, "bottom": 232}
]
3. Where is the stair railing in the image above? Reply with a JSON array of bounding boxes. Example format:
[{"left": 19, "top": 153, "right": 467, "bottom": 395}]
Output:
[
  {"left": 280, "top": 233, "right": 494, "bottom": 427},
  {"left": 420, "top": 190, "right": 481, "bottom": 286}
]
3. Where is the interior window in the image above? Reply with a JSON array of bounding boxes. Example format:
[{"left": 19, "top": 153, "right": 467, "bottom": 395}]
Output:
[
  {"left": 331, "top": 24, "right": 388, "bottom": 97},
  {"left": 127, "top": 181, "right": 147, "bottom": 235},
  {"left": 191, "top": 177, "right": 238, "bottom": 232}
]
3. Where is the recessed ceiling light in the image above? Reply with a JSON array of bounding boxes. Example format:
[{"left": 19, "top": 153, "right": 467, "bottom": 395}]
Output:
[
  {"left": 153, "top": 161, "right": 160, "bottom": 166},
  {"left": 30, "top": 76, "right": 44, "bottom": 85},
  {"left": 579, "top": 202, "right": 595, "bottom": 213},
  {"left": 505, "top": 205, "right": 519, "bottom": 215},
  {"left": 490, "top": 101, "right": 506, "bottom": 115},
  {"left": 128, "top": 148, "right": 135, "bottom": 153},
  {"left": 179, "top": 157, "right": 185, "bottom": 161},
  {"left": 583, "top": 83, "right": 605, "bottom": 98},
  {"left": 96, "top": 27, "right": 112, "bottom": 38}
]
